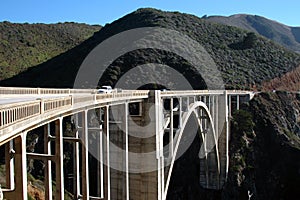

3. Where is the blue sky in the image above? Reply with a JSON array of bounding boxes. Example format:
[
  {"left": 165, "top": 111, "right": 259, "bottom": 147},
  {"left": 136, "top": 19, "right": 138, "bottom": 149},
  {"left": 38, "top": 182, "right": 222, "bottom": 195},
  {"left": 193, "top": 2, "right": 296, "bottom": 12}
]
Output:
[{"left": 0, "top": 0, "right": 299, "bottom": 26}]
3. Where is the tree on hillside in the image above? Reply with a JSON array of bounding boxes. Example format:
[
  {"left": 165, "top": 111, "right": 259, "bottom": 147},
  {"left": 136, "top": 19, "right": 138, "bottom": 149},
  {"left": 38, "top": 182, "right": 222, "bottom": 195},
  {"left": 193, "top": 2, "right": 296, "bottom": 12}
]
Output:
[{"left": 243, "top": 32, "right": 257, "bottom": 49}]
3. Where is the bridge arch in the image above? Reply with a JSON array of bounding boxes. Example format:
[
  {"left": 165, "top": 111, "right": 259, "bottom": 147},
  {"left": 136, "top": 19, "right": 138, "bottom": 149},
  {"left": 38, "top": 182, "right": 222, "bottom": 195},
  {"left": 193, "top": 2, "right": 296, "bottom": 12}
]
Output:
[{"left": 163, "top": 101, "right": 221, "bottom": 200}]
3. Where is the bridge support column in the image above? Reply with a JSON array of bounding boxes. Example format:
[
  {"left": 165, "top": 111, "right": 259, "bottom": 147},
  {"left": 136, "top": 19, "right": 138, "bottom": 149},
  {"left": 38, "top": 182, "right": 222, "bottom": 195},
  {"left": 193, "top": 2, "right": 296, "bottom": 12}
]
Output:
[
  {"left": 74, "top": 114, "right": 81, "bottom": 198},
  {"left": 55, "top": 118, "right": 64, "bottom": 200},
  {"left": 104, "top": 105, "right": 111, "bottom": 200},
  {"left": 155, "top": 91, "right": 163, "bottom": 200},
  {"left": 4, "top": 132, "right": 27, "bottom": 200},
  {"left": 44, "top": 123, "right": 52, "bottom": 200},
  {"left": 228, "top": 95, "right": 232, "bottom": 117},
  {"left": 225, "top": 92, "right": 230, "bottom": 181},
  {"left": 14, "top": 132, "right": 28, "bottom": 199},
  {"left": 5, "top": 140, "right": 14, "bottom": 190},
  {"left": 169, "top": 98, "right": 174, "bottom": 157},
  {"left": 237, "top": 95, "right": 240, "bottom": 110},
  {"left": 95, "top": 107, "right": 104, "bottom": 199},
  {"left": 81, "top": 110, "right": 90, "bottom": 199},
  {"left": 124, "top": 103, "right": 129, "bottom": 200}
]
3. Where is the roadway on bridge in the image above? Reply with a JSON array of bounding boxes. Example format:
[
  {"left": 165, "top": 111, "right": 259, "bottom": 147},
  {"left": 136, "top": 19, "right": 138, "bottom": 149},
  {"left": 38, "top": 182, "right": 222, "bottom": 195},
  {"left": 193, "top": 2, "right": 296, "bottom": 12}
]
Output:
[{"left": 0, "top": 94, "right": 71, "bottom": 105}]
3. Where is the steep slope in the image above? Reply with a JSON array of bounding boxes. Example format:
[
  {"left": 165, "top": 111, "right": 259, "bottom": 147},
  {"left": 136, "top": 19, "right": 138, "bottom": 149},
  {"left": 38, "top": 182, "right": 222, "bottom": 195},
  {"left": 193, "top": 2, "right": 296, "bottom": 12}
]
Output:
[
  {"left": 206, "top": 14, "right": 300, "bottom": 53},
  {"left": 222, "top": 92, "right": 300, "bottom": 199},
  {"left": 262, "top": 65, "right": 300, "bottom": 91},
  {"left": 0, "top": 21, "right": 101, "bottom": 80},
  {"left": 1, "top": 8, "right": 300, "bottom": 89}
]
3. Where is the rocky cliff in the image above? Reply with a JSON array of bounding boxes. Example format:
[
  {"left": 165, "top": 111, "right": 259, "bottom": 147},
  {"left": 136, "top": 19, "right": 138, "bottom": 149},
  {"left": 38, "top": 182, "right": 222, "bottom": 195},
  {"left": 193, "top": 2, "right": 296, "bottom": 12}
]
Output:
[{"left": 222, "top": 92, "right": 300, "bottom": 200}]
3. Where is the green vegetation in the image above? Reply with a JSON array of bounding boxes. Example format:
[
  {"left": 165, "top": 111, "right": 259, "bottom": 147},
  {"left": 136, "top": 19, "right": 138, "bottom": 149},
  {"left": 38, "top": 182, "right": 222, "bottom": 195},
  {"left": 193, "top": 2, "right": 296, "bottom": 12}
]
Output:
[
  {"left": 207, "top": 14, "right": 300, "bottom": 53},
  {"left": 1, "top": 8, "right": 299, "bottom": 89},
  {"left": 233, "top": 92, "right": 300, "bottom": 199},
  {"left": 232, "top": 110, "right": 255, "bottom": 137},
  {"left": 27, "top": 171, "right": 73, "bottom": 199},
  {"left": 0, "top": 21, "right": 100, "bottom": 80},
  {"left": 230, "top": 109, "right": 255, "bottom": 171}
]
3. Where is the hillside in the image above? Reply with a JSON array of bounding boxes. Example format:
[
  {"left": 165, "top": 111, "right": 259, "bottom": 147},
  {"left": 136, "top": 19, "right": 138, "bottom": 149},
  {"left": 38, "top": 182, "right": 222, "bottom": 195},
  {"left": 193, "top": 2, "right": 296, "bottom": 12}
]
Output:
[
  {"left": 0, "top": 21, "right": 101, "bottom": 80},
  {"left": 222, "top": 92, "right": 300, "bottom": 199},
  {"left": 1, "top": 8, "right": 300, "bottom": 90},
  {"left": 206, "top": 14, "right": 300, "bottom": 53},
  {"left": 262, "top": 65, "right": 300, "bottom": 91}
]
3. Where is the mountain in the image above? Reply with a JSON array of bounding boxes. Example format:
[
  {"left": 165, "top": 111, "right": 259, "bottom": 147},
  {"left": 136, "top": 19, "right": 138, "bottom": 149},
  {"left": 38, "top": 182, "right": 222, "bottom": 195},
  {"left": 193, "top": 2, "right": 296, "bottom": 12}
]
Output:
[
  {"left": 1, "top": 8, "right": 300, "bottom": 90},
  {"left": 206, "top": 14, "right": 300, "bottom": 53},
  {"left": 0, "top": 21, "right": 101, "bottom": 80}
]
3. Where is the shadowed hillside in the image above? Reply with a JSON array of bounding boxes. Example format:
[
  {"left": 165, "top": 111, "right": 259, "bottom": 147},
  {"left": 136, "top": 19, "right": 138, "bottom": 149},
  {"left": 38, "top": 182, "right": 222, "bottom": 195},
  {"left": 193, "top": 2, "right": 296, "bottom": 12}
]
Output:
[
  {"left": 222, "top": 92, "right": 300, "bottom": 199},
  {"left": 0, "top": 21, "right": 101, "bottom": 80},
  {"left": 1, "top": 8, "right": 300, "bottom": 90}
]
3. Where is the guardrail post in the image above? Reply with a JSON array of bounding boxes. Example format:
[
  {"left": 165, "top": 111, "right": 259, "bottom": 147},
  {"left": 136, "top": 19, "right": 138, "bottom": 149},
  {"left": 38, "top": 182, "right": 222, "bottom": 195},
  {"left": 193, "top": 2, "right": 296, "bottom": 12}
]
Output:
[{"left": 40, "top": 99, "right": 44, "bottom": 114}]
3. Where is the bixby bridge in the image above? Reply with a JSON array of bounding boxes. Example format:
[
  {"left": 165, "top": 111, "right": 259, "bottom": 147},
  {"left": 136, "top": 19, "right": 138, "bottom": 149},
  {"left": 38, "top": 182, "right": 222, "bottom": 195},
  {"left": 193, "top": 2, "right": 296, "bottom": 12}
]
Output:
[{"left": 0, "top": 87, "right": 254, "bottom": 200}]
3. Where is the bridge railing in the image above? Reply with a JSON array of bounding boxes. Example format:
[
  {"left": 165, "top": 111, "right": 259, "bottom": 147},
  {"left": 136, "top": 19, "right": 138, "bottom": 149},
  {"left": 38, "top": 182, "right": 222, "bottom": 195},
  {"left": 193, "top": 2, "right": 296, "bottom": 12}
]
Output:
[
  {"left": 0, "top": 87, "right": 96, "bottom": 95},
  {"left": 0, "top": 100, "right": 41, "bottom": 128},
  {"left": 43, "top": 97, "right": 72, "bottom": 112},
  {"left": 0, "top": 87, "right": 40, "bottom": 95},
  {"left": 160, "top": 90, "right": 225, "bottom": 97},
  {"left": 96, "top": 90, "right": 149, "bottom": 101},
  {"left": 0, "top": 89, "right": 150, "bottom": 131},
  {"left": 160, "top": 90, "right": 254, "bottom": 97}
]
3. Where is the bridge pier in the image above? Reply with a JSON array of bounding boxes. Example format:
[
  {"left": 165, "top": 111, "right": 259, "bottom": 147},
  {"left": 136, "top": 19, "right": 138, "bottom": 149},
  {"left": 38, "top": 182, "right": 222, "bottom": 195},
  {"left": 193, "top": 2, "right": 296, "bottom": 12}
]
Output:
[
  {"left": 81, "top": 110, "right": 90, "bottom": 200},
  {"left": 5, "top": 140, "right": 14, "bottom": 191},
  {"left": 55, "top": 118, "right": 65, "bottom": 200},
  {"left": 126, "top": 91, "right": 159, "bottom": 200},
  {"left": 44, "top": 123, "right": 52, "bottom": 200},
  {"left": 4, "top": 132, "right": 28, "bottom": 200}
]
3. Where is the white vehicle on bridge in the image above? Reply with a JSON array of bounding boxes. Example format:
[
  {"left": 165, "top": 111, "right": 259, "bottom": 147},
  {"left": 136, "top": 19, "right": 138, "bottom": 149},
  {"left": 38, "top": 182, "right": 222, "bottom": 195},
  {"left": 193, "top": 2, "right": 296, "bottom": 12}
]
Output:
[{"left": 97, "top": 86, "right": 113, "bottom": 93}]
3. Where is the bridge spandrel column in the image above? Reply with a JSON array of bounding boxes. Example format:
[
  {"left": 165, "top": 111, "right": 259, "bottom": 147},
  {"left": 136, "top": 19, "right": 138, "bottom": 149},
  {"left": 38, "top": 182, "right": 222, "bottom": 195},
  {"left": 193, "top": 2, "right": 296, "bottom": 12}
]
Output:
[
  {"left": 44, "top": 123, "right": 52, "bottom": 200},
  {"left": 5, "top": 140, "right": 14, "bottom": 191},
  {"left": 103, "top": 106, "right": 111, "bottom": 200},
  {"left": 81, "top": 110, "right": 90, "bottom": 199},
  {"left": 55, "top": 118, "right": 64, "bottom": 200},
  {"left": 4, "top": 133, "right": 28, "bottom": 200},
  {"left": 217, "top": 92, "right": 229, "bottom": 187}
]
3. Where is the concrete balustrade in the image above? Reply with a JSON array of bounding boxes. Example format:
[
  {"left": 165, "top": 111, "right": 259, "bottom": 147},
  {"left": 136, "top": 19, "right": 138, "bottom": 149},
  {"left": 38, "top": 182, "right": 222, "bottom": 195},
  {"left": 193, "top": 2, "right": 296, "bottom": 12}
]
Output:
[
  {"left": 43, "top": 97, "right": 72, "bottom": 112},
  {"left": 0, "top": 87, "right": 40, "bottom": 95},
  {"left": 0, "top": 87, "right": 95, "bottom": 95},
  {"left": 0, "top": 101, "right": 40, "bottom": 128}
]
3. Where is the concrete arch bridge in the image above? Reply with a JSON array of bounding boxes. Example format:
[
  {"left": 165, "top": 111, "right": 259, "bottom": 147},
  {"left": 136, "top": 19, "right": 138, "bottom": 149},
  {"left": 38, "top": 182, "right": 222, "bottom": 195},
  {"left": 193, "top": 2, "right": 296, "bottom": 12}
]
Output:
[{"left": 0, "top": 87, "right": 254, "bottom": 200}]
